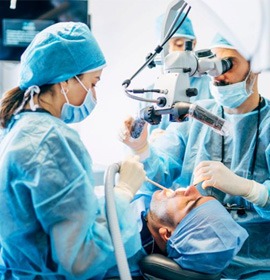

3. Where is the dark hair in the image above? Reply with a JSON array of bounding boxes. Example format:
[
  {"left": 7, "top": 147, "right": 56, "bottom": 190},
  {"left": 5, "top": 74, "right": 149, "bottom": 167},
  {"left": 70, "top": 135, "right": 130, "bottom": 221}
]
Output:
[
  {"left": 0, "top": 87, "right": 23, "bottom": 128},
  {"left": 0, "top": 85, "right": 53, "bottom": 128}
]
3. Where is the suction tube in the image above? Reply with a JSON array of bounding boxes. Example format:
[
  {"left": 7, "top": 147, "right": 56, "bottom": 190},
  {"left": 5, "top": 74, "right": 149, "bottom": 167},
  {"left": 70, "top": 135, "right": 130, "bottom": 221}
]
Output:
[{"left": 104, "top": 163, "right": 132, "bottom": 280}]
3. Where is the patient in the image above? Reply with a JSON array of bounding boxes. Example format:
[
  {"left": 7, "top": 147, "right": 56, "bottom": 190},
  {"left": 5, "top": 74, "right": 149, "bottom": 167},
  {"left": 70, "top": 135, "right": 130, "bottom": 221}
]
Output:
[{"left": 143, "top": 185, "right": 248, "bottom": 275}]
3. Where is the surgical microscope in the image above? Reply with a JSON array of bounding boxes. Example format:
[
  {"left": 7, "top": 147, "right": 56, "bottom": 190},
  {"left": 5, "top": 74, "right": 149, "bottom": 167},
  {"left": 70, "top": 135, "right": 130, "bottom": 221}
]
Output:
[{"left": 122, "top": 1, "right": 232, "bottom": 139}]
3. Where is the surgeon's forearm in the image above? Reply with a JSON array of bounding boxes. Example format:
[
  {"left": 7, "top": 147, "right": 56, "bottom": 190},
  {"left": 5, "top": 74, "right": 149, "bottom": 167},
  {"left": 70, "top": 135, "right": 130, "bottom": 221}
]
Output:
[
  {"left": 51, "top": 215, "right": 114, "bottom": 279},
  {"left": 243, "top": 181, "right": 269, "bottom": 207},
  {"left": 134, "top": 142, "right": 150, "bottom": 161}
]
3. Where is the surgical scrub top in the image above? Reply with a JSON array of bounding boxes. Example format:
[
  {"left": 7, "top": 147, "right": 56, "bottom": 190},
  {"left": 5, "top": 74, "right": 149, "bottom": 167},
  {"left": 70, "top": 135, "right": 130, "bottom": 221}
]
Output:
[
  {"left": 0, "top": 110, "right": 142, "bottom": 279},
  {"left": 135, "top": 98, "right": 270, "bottom": 279}
]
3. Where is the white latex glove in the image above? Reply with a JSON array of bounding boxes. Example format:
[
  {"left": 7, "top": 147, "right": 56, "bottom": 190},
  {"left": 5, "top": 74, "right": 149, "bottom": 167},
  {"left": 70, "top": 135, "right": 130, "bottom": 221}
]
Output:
[
  {"left": 118, "top": 116, "right": 149, "bottom": 159},
  {"left": 114, "top": 155, "right": 146, "bottom": 202},
  {"left": 193, "top": 161, "right": 268, "bottom": 207}
]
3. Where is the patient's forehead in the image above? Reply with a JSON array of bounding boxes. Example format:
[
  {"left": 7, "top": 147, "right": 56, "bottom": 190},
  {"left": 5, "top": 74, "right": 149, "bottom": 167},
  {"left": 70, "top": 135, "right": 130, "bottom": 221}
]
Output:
[{"left": 150, "top": 186, "right": 213, "bottom": 225}]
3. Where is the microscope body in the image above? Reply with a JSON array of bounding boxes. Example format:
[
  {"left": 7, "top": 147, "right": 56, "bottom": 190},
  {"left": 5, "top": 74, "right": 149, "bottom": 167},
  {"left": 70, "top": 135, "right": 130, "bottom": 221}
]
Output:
[{"left": 142, "top": 46, "right": 232, "bottom": 125}]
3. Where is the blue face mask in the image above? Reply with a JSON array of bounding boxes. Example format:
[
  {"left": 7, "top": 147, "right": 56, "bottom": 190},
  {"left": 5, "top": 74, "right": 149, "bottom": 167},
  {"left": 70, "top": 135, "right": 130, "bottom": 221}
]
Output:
[
  {"left": 210, "top": 72, "right": 254, "bottom": 109},
  {"left": 60, "top": 77, "right": 97, "bottom": 123}
]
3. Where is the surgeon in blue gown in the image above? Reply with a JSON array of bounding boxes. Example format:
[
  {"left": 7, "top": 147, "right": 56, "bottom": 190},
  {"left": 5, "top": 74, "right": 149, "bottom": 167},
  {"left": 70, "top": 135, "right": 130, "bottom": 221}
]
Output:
[
  {"left": 0, "top": 22, "right": 146, "bottom": 279},
  {"left": 120, "top": 34, "right": 270, "bottom": 279}
]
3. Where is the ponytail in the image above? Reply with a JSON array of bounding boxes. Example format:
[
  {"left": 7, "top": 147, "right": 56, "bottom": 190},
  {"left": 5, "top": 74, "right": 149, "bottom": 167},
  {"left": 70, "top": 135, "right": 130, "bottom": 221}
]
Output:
[
  {"left": 0, "top": 87, "right": 24, "bottom": 128},
  {"left": 0, "top": 84, "right": 54, "bottom": 128}
]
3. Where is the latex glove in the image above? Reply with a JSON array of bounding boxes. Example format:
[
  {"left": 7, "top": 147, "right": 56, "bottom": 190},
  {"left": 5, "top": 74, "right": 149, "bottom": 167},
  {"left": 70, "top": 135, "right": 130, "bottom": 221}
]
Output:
[
  {"left": 114, "top": 155, "right": 146, "bottom": 201},
  {"left": 118, "top": 116, "right": 149, "bottom": 158},
  {"left": 193, "top": 161, "right": 268, "bottom": 207}
]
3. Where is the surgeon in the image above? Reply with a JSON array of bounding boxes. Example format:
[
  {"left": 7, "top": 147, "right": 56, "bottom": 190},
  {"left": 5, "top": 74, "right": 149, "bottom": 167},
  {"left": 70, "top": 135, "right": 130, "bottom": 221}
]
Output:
[
  {"left": 139, "top": 12, "right": 212, "bottom": 135},
  {"left": 144, "top": 185, "right": 248, "bottom": 274},
  {"left": 120, "top": 33, "right": 270, "bottom": 279},
  {"left": 156, "top": 12, "right": 197, "bottom": 53},
  {"left": 0, "top": 22, "right": 146, "bottom": 279}
]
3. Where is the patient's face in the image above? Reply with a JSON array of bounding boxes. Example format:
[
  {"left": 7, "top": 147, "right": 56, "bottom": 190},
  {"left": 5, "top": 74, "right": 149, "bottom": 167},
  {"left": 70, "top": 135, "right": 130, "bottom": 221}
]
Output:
[{"left": 150, "top": 185, "right": 212, "bottom": 227}]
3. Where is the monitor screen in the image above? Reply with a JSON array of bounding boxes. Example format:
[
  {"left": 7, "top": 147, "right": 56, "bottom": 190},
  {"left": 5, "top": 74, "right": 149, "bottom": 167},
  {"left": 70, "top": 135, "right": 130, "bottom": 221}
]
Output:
[{"left": 0, "top": 0, "right": 89, "bottom": 61}]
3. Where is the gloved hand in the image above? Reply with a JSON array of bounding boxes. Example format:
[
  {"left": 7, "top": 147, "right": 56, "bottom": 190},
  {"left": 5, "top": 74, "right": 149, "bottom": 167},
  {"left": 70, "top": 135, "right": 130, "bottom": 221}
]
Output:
[
  {"left": 118, "top": 116, "right": 149, "bottom": 158},
  {"left": 114, "top": 155, "right": 146, "bottom": 202},
  {"left": 193, "top": 161, "right": 268, "bottom": 207}
]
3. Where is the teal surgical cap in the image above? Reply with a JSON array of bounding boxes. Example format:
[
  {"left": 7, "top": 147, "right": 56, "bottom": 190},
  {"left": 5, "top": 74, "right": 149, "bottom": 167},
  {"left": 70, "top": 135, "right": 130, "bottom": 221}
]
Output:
[
  {"left": 167, "top": 199, "right": 248, "bottom": 274},
  {"left": 19, "top": 22, "right": 106, "bottom": 90},
  {"left": 156, "top": 13, "right": 196, "bottom": 40},
  {"left": 210, "top": 33, "right": 236, "bottom": 50}
]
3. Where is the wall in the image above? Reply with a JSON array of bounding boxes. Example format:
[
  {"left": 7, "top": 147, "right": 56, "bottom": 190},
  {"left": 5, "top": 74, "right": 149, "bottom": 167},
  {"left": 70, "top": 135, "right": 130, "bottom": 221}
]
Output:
[
  {"left": 1, "top": 0, "right": 270, "bottom": 168},
  {"left": 78, "top": 0, "right": 171, "bottom": 167},
  {"left": 83, "top": 0, "right": 270, "bottom": 166},
  {"left": 0, "top": 61, "right": 20, "bottom": 94}
]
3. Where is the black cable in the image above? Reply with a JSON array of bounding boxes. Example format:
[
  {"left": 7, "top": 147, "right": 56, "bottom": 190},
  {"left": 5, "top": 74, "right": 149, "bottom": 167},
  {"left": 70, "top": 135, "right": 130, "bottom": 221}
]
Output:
[
  {"left": 250, "top": 95, "right": 262, "bottom": 178},
  {"left": 162, "top": 6, "right": 191, "bottom": 47},
  {"left": 220, "top": 96, "right": 262, "bottom": 178},
  {"left": 162, "top": 2, "right": 188, "bottom": 42},
  {"left": 221, "top": 106, "right": 225, "bottom": 163},
  {"left": 122, "top": 2, "right": 191, "bottom": 87}
]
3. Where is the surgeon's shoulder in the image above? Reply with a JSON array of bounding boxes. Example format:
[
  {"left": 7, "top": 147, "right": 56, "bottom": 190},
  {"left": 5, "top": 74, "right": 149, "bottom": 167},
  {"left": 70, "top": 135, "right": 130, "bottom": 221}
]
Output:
[
  {"left": 262, "top": 97, "right": 270, "bottom": 110},
  {"left": 17, "top": 111, "right": 80, "bottom": 141},
  {"left": 193, "top": 98, "right": 217, "bottom": 110}
]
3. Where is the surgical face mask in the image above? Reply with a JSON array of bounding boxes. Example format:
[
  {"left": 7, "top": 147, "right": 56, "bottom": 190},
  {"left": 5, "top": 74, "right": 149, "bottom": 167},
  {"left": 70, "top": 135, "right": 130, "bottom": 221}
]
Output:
[
  {"left": 210, "top": 71, "right": 255, "bottom": 109},
  {"left": 60, "top": 76, "right": 97, "bottom": 123}
]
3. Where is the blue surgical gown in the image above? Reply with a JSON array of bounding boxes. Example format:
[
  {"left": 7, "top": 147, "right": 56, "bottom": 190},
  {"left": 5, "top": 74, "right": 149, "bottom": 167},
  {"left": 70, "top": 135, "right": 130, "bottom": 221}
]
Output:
[
  {"left": 135, "top": 98, "right": 270, "bottom": 279},
  {"left": 0, "top": 111, "right": 142, "bottom": 279}
]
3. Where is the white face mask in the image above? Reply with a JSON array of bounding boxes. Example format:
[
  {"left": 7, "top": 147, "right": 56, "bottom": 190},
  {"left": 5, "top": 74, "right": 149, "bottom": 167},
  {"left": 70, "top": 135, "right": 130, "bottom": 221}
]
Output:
[
  {"left": 60, "top": 76, "right": 97, "bottom": 123},
  {"left": 210, "top": 71, "right": 255, "bottom": 109}
]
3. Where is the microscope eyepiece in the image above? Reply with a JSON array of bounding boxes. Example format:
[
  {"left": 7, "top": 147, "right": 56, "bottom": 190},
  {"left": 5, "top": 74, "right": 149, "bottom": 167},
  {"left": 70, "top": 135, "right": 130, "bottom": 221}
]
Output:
[{"left": 221, "top": 57, "right": 233, "bottom": 74}]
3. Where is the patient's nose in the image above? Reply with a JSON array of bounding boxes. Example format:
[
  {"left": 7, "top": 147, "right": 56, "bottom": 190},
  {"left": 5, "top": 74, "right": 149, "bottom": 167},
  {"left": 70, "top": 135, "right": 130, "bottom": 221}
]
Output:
[{"left": 165, "top": 189, "right": 175, "bottom": 198}]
